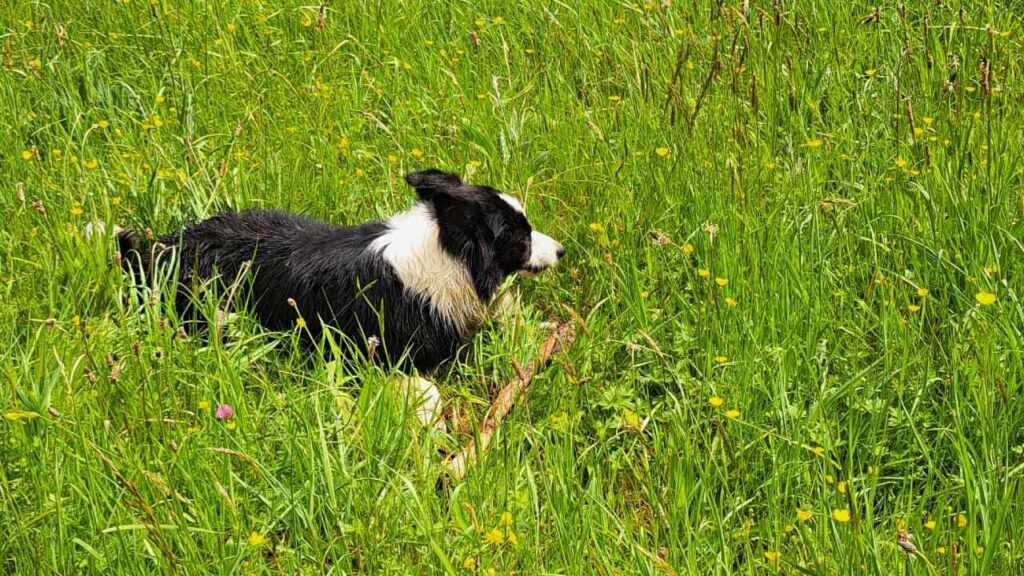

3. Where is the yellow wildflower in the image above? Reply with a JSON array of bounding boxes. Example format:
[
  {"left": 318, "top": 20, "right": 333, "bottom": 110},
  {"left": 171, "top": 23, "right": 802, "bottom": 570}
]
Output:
[
  {"left": 724, "top": 409, "right": 740, "bottom": 420},
  {"left": 655, "top": 147, "right": 670, "bottom": 157},
  {"left": 708, "top": 396, "right": 724, "bottom": 408},
  {"left": 832, "top": 508, "right": 851, "bottom": 523},
  {"left": 907, "top": 304, "right": 921, "bottom": 313},
  {"left": 697, "top": 268, "right": 710, "bottom": 278},
  {"left": 797, "top": 509, "right": 814, "bottom": 522},
  {"left": 248, "top": 532, "right": 266, "bottom": 546},
  {"left": 724, "top": 297, "right": 738, "bottom": 307},
  {"left": 410, "top": 148, "right": 423, "bottom": 159},
  {"left": 957, "top": 514, "right": 967, "bottom": 528},
  {"left": 483, "top": 528, "right": 504, "bottom": 545},
  {"left": 500, "top": 511, "right": 512, "bottom": 526},
  {"left": 806, "top": 138, "right": 823, "bottom": 148},
  {"left": 764, "top": 551, "right": 780, "bottom": 562},
  {"left": 975, "top": 291, "right": 996, "bottom": 306},
  {"left": 21, "top": 150, "right": 33, "bottom": 161},
  {"left": 463, "top": 557, "right": 476, "bottom": 570},
  {"left": 682, "top": 243, "right": 694, "bottom": 255},
  {"left": 924, "top": 519, "right": 936, "bottom": 530},
  {"left": 714, "top": 355, "right": 728, "bottom": 364},
  {"left": 714, "top": 277, "right": 728, "bottom": 287},
  {"left": 916, "top": 287, "right": 928, "bottom": 297}
]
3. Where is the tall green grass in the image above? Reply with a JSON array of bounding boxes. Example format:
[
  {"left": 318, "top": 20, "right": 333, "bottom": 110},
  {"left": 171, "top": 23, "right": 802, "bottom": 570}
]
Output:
[{"left": 2, "top": 1, "right": 1022, "bottom": 573}]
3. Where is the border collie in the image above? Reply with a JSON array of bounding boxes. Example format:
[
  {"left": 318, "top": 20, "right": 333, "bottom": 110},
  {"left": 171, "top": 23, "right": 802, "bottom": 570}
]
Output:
[{"left": 115, "top": 169, "right": 564, "bottom": 373}]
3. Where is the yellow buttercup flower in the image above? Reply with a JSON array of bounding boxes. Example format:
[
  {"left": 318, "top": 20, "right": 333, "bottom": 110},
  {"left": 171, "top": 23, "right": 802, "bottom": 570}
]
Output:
[
  {"left": 724, "top": 297, "right": 738, "bottom": 307},
  {"left": 916, "top": 287, "right": 928, "bottom": 297},
  {"left": 248, "top": 531, "right": 266, "bottom": 547},
  {"left": 655, "top": 147, "right": 670, "bottom": 157},
  {"left": 708, "top": 396, "right": 724, "bottom": 408},
  {"left": 907, "top": 304, "right": 921, "bottom": 313},
  {"left": 975, "top": 291, "right": 996, "bottom": 306},
  {"left": 764, "top": 551, "right": 780, "bottom": 562},
  {"left": 462, "top": 557, "right": 476, "bottom": 570},
  {"left": 924, "top": 519, "right": 936, "bottom": 530},
  {"left": 697, "top": 268, "right": 710, "bottom": 278},
  {"left": 714, "top": 277, "right": 728, "bottom": 287},
  {"left": 410, "top": 148, "right": 423, "bottom": 159},
  {"left": 483, "top": 528, "right": 504, "bottom": 545},
  {"left": 805, "top": 138, "right": 823, "bottom": 148},
  {"left": 832, "top": 508, "right": 851, "bottom": 523},
  {"left": 21, "top": 150, "right": 33, "bottom": 161},
  {"left": 797, "top": 509, "right": 813, "bottom": 522},
  {"left": 714, "top": 355, "right": 728, "bottom": 365},
  {"left": 957, "top": 514, "right": 967, "bottom": 528},
  {"left": 724, "top": 409, "right": 740, "bottom": 419}
]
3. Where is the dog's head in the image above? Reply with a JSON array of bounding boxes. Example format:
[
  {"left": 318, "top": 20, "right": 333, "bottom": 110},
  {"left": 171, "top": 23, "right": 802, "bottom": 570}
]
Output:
[{"left": 405, "top": 169, "right": 565, "bottom": 302}]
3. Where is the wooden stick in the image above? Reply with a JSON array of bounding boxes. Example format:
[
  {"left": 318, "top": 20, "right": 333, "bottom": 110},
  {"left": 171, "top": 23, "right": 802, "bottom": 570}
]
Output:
[{"left": 443, "top": 321, "right": 575, "bottom": 480}]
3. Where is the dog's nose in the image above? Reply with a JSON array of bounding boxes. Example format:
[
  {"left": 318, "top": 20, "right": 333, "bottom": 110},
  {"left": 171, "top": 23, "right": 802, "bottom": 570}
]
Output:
[{"left": 556, "top": 245, "right": 566, "bottom": 260}]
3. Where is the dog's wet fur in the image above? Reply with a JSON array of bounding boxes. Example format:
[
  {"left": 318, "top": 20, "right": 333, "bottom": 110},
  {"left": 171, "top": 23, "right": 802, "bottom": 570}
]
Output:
[{"left": 116, "top": 169, "right": 564, "bottom": 371}]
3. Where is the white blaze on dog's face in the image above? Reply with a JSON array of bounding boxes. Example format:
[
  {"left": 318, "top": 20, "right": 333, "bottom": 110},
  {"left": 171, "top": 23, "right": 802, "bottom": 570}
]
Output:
[
  {"left": 373, "top": 170, "right": 565, "bottom": 335},
  {"left": 496, "top": 193, "right": 564, "bottom": 275}
]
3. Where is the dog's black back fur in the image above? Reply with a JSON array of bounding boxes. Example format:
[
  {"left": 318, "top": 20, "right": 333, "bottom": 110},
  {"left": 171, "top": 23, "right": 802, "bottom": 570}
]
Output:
[{"left": 121, "top": 210, "right": 462, "bottom": 371}]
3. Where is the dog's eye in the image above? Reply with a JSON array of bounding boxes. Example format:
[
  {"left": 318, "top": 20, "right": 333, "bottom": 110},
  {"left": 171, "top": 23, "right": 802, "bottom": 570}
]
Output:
[{"left": 518, "top": 239, "right": 532, "bottom": 263}]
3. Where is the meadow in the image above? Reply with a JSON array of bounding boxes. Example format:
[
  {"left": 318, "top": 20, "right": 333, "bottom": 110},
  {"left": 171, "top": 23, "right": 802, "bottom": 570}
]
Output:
[{"left": 2, "top": 0, "right": 1024, "bottom": 574}]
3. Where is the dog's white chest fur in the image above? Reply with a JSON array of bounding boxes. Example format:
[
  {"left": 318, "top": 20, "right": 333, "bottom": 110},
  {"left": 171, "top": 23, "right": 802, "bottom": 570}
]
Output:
[{"left": 370, "top": 203, "right": 485, "bottom": 336}]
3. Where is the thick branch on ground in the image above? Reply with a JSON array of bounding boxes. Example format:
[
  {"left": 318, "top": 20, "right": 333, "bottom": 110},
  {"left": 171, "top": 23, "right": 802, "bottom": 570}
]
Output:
[{"left": 443, "top": 321, "right": 575, "bottom": 480}]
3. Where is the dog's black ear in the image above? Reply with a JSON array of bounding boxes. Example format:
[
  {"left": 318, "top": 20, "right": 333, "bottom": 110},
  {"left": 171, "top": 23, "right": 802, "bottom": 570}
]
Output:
[{"left": 405, "top": 169, "right": 463, "bottom": 200}]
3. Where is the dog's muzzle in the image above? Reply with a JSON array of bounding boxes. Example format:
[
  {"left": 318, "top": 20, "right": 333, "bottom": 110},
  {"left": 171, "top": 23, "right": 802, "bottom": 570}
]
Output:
[{"left": 522, "top": 231, "right": 565, "bottom": 274}]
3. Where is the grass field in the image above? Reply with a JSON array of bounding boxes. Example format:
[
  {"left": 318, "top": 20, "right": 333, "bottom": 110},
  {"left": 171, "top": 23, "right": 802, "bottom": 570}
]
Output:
[{"left": 3, "top": 1, "right": 1024, "bottom": 574}]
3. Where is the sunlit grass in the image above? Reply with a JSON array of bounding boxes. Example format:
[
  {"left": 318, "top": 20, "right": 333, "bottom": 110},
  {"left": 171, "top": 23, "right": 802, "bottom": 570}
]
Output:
[{"left": 2, "top": 1, "right": 1023, "bottom": 574}]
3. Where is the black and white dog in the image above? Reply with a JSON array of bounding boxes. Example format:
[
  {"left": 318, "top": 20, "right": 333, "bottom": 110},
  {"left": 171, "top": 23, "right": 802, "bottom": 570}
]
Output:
[{"left": 116, "top": 169, "right": 564, "bottom": 376}]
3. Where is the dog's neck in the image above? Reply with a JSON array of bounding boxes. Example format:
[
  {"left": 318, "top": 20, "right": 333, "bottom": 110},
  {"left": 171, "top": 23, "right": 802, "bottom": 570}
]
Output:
[{"left": 371, "top": 203, "right": 487, "bottom": 337}]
